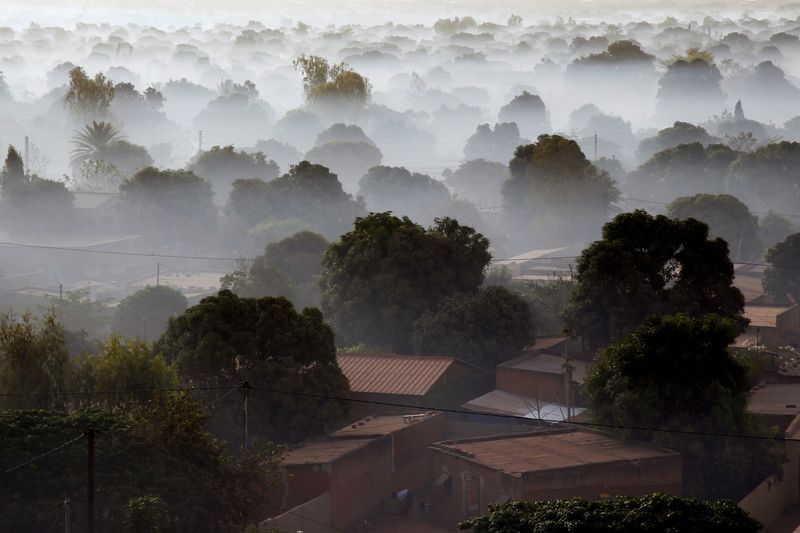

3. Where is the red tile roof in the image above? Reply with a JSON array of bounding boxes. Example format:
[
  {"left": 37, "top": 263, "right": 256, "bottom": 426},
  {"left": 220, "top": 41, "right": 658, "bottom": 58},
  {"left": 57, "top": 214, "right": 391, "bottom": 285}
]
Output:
[{"left": 337, "top": 353, "right": 457, "bottom": 396}]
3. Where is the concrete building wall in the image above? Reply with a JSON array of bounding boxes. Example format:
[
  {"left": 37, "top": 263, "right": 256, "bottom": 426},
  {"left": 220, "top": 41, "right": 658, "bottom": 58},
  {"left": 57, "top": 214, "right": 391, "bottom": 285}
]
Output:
[
  {"left": 283, "top": 464, "right": 331, "bottom": 509},
  {"left": 391, "top": 414, "right": 446, "bottom": 493},
  {"left": 496, "top": 366, "right": 566, "bottom": 405}
]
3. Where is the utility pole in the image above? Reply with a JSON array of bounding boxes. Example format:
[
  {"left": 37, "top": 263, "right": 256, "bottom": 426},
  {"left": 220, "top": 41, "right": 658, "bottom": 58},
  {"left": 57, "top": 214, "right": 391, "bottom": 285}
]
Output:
[
  {"left": 242, "top": 381, "right": 249, "bottom": 449},
  {"left": 63, "top": 498, "right": 70, "bottom": 533},
  {"left": 156, "top": 262, "right": 160, "bottom": 287},
  {"left": 593, "top": 131, "right": 598, "bottom": 162},
  {"left": 24, "top": 136, "right": 29, "bottom": 174},
  {"left": 86, "top": 429, "right": 95, "bottom": 533},
  {"left": 59, "top": 283, "right": 63, "bottom": 301},
  {"left": 198, "top": 130, "right": 203, "bottom": 153}
]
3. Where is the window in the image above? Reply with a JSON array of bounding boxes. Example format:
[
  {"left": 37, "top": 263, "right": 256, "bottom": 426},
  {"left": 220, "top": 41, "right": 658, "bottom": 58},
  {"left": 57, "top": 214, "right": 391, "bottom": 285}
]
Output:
[{"left": 463, "top": 473, "right": 481, "bottom": 515}]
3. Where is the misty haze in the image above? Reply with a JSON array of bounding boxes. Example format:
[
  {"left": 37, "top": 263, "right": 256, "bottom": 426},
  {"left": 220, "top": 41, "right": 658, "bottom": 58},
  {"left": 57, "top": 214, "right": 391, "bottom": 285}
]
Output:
[{"left": 2, "top": 2, "right": 800, "bottom": 532}]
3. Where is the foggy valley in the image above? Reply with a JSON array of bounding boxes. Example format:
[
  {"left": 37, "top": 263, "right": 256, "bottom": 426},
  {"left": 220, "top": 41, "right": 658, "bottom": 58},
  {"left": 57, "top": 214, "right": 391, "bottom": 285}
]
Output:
[{"left": 2, "top": 2, "right": 800, "bottom": 532}]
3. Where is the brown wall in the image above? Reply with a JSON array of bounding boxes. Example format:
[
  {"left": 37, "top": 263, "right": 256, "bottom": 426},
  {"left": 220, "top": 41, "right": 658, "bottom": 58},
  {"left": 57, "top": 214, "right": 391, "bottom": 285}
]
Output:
[
  {"left": 283, "top": 464, "right": 331, "bottom": 509},
  {"left": 391, "top": 414, "right": 447, "bottom": 492},
  {"left": 496, "top": 366, "right": 567, "bottom": 405}
]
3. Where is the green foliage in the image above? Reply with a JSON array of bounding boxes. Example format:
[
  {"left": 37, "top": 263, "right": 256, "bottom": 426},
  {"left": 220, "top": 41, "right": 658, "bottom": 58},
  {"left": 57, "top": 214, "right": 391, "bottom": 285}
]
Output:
[
  {"left": 70, "top": 121, "right": 125, "bottom": 170},
  {"left": 47, "top": 287, "right": 111, "bottom": 341},
  {"left": 71, "top": 336, "right": 178, "bottom": 406},
  {"left": 0, "top": 312, "right": 70, "bottom": 409},
  {"left": 503, "top": 134, "right": 619, "bottom": 245},
  {"left": 571, "top": 39, "right": 655, "bottom": 67},
  {"left": 446, "top": 159, "right": 509, "bottom": 207},
  {"left": 1, "top": 145, "right": 25, "bottom": 194},
  {"left": 459, "top": 493, "right": 761, "bottom": 532},
  {"left": 64, "top": 66, "right": 115, "bottom": 122},
  {"left": 188, "top": 145, "right": 279, "bottom": 195},
  {"left": 636, "top": 121, "right": 718, "bottom": 161},
  {"left": 292, "top": 55, "right": 371, "bottom": 114},
  {"left": 112, "top": 285, "right": 188, "bottom": 343},
  {"left": 0, "top": 173, "right": 75, "bottom": 233},
  {"left": 565, "top": 210, "right": 745, "bottom": 349},
  {"left": 155, "top": 290, "right": 349, "bottom": 443},
  {"left": 587, "top": 314, "right": 780, "bottom": 498},
  {"left": 665, "top": 193, "right": 761, "bottom": 260},
  {"left": 729, "top": 141, "right": 800, "bottom": 214},
  {"left": 0, "top": 395, "right": 285, "bottom": 532},
  {"left": 412, "top": 286, "right": 534, "bottom": 367},
  {"left": 358, "top": 165, "right": 453, "bottom": 224},
  {"left": 119, "top": 167, "right": 218, "bottom": 245},
  {"left": 764, "top": 232, "right": 800, "bottom": 302},
  {"left": 124, "top": 495, "right": 169, "bottom": 533},
  {"left": 92, "top": 140, "right": 154, "bottom": 177},
  {"left": 321, "top": 212, "right": 491, "bottom": 351},
  {"left": 513, "top": 275, "right": 574, "bottom": 337}
]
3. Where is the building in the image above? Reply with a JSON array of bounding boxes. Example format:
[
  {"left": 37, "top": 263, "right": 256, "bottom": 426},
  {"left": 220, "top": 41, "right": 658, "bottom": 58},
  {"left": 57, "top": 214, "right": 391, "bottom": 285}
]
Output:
[
  {"left": 428, "top": 428, "right": 682, "bottom": 524},
  {"left": 748, "top": 382, "right": 800, "bottom": 430},
  {"left": 272, "top": 413, "right": 446, "bottom": 532},
  {"left": 739, "top": 304, "right": 800, "bottom": 347},
  {"left": 337, "top": 353, "right": 484, "bottom": 419}
]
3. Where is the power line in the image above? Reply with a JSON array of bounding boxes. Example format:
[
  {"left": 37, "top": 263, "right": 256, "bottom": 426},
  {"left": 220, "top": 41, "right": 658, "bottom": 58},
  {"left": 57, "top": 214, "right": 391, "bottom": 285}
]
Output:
[
  {"left": 0, "top": 242, "right": 253, "bottom": 262},
  {"left": 2, "top": 433, "right": 84, "bottom": 475},
  {"left": 0, "top": 385, "right": 238, "bottom": 397}
]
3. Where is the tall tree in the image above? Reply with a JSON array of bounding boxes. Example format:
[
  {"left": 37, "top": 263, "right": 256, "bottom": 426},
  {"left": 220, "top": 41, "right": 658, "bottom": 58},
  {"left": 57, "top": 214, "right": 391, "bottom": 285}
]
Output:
[
  {"left": 565, "top": 210, "right": 745, "bottom": 349},
  {"left": 321, "top": 212, "right": 491, "bottom": 351},
  {"left": 0, "top": 145, "right": 25, "bottom": 194},
  {"left": 112, "top": 286, "right": 188, "bottom": 343},
  {"left": 63, "top": 66, "right": 116, "bottom": 122},
  {"left": 764, "top": 232, "right": 800, "bottom": 302},
  {"left": 155, "top": 290, "right": 349, "bottom": 444},
  {"left": 587, "top": 313, "right": 780, "bottom": 499}
]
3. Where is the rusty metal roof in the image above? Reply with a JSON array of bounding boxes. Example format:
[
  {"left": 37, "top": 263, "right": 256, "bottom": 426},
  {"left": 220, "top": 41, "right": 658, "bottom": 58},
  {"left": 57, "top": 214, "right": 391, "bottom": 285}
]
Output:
[
  {"left": 744, "top": 305, "right": 795, "bottom": 328},
  {"left": 337, "top": 353, "right": 457, "bottom": 396},
  {"left": 433, "top": 429, "right": 678, "bottom": 476}
]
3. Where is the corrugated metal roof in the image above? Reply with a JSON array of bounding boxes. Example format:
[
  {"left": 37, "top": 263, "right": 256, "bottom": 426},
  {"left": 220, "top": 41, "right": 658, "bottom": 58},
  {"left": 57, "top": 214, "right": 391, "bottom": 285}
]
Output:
[
  {"left": 462, "top": 389, "right": 585, "bottom": 422},
  {"left": 337, "top": 353, "right": 456, "bottom": 396},
  {"left": 434, "top": 430, "right": 678, "bottom": 476},
  {"left": 284, "top": 437, "right": 376, "bottom": 465}
]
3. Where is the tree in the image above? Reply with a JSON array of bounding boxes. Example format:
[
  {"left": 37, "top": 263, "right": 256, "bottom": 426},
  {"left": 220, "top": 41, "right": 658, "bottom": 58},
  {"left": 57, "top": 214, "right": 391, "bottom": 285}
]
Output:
[
  {"left": 760, "top": 213, "right": 794, "bottom": 251},
  {"left": 293, "top": 55, "right": 371, "bottom": 117},
  {"left": 587, "top": 314, "right": 780, "bottom": 498},
  {"left": 124, "top": 496, "right": 169, "bottom": 533},
  {"left": 665, "top": 194, "right": 761, "bottom": 260},
  {"left": 0, "top": 312, "right": 70, "bottom": 409},
  {"left": 565, "top": 210, "right": 745, "bottom": 349},
  {"left": 71, "top": 336, "right": 178, "bottom": 406},
  {"left": 1, "top": 145, "right": 25, "bottom": 194},
  {"left": 119, "top": 167, "right": 218, "bottom": 246},
  {"left": 729, "top": 141, "right": 800, "bottom": 214},
  {"left": 502, "top": 134, "right": 619, "bottom": 246},
  {"left": 48, "top": 288, "right": 110, "bottom": 342},
  {"left": 498, "top": 91, "right": 550, "bottom": 139},
  {"left": 628, "top": 142, "right": 738, "bottom": 199},
  {"left": 223, "top": 231, "right": 329, "bottom": 308},
  {"left": 636, "top": 121, "right": 719, "bottom": 162},
  {"left": 91, "top": 140, "right": 154, "bottom": 178},
  {"left": 1, "top": 172, "right": 75, "bottom": 234},
  {"left": 70, "top": 121, "right": 125, "bottom": 170},
  {"left": 0, "top": 395, "right": 284, "bottom": 532},
  {"left": 304, "top": 140, "right": 382, "bottom": 192},
  {"left": 459, "top": 493, "right": 761, "bottom": 532},
  {"left": 463, "top": 122, "right": 521, "bottom": 163},
  {"left": 315, "top": 123, "right": 373, "bottom": 146},
  {"left": 187, "top": 145, "right": 279, "bottom": 199},
  {"left": 321, "top": 213, "right": 491, "bottom": 351},
  {"left": 656, "top": 49, "right": 725, "bottom": 121},
  {"left": 155, "top": 290, "right": 349, "bottom": 443},
  {"left": 358, "top": 165, "right": 453, "bottom": 224},
  {"left": 764, "top": 233, "right": 800, "bottom": 302},
  {"left": 445, "top": 159, "right": 509, "bottom": 207},
  {"left": 63, "top": 66, "right": 115, "bottom": 122},
  {"left": 412, "top": 286, "right": 533, "bottom": 367},
  {"left": 112, "top": 286, "right": 188, "bottom": 343}
]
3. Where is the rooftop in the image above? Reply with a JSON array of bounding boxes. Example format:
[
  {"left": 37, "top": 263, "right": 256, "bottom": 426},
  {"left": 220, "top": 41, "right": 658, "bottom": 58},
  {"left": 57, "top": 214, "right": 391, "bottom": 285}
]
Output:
[
  {"left": 529, "top": 336, "right": 567, "bottom": 354},
  {"left": 748, "top": 383, "right": 800, "bottom": 416},
  {"left": 494, "top": 246, "right": 572, "bottom": 266},
  {"left": 283, "top": 437, "right": 376, "bottom": 466},
  {"left": 462, "top": 389, "right": 585, "bottom": 422},
  {"left": 332, "top": 412, "right": 439, "bottom": 438},
  {"left": 500, "top": 353, "right": 589, "bottom": 383},
  {"left": 337, "top": 353, "right": 459, "bottom": 396},
  {"left": 744, "top": 305, "right": 796, "bottom": 329},
  {"left": 432, "top": 429, "right": 678, "bottom": 477}
]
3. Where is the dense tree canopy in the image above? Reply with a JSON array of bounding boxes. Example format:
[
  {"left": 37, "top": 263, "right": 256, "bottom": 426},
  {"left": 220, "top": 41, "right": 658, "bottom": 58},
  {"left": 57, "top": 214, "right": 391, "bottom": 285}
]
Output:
[
  {"left": 321, "top": 213, "right": 491, "bottom": 351},
  {"left": 497, "top": 91, "right": 550, "bottom": 138},
  {"left": 187, "top": 145, "right": 279, "bottom": 198},
  {"left": 460, "top": 493, "right": 761, "bottom": 533},
  {"left": 0, "top": 396, "right": 284, "bottom": 532},
  {"left": 463, "top": 122, "right": 521, "bottom": 163},
  {"left": 358, "top": 165, "right": 453, "bottom": 224},
  {"left": 729, "top": 141, "right": 800, "bottom": 214},
  {"left": 63, "top": 66, "right": 115, "bottom": 122},
  {"left": 305, "top": 140, "right": 382, "bottom": 192},
  {"left": 764, "top": 232, "right": 800, "bottom": 302},
  {"left": 587, "top": 314, "right": 780, "bottom": 498},
  {"left": 155, "top": 290, "right": 349, "bottom": 443},
  {"left": 445, "top": 159, "right": 509, "bottom": 207},
  {"left": 112, "top": 286, "right": 189, "bottom": 343},
  {"left": 636, "top": 121, "right": 718, "bottom": 162},
  {"left": 119, "top": 167, "right": 217, "bottom": 245},
  {"left": 566, "top": 210, "right": 745, "bottom": 349},
  {"left": 502, "top": 134, "right": 619, "bottom": 246},
  {"left": 665, "top": 193, "right": 761, "bottom": 260},
  {"left": 412, "top": 286, "right": 533, "bottom": 367}
]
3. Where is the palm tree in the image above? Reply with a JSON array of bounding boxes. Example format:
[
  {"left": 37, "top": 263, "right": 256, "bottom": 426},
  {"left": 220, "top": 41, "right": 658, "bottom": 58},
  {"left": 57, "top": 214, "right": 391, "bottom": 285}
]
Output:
[{"left": 70, "top": 121, "right": 125, "bottom": 170}]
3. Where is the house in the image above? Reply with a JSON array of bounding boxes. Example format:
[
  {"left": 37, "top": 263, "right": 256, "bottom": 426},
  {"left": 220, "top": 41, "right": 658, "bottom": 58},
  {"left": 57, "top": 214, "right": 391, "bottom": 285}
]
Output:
[
  {"left": 748, "top": 382, "right": 800, "bottom": 430},
  {"left": 270, "top": 413, "right": 446, "bottom": 532},
  {"left": 428, "top": 428, "right": 682, "bottom": 524},
  {"left": 493, "top": 245, "right": 582, "bottom": 281},
  {"left": 739, "top": 304, "right": 800, "bottom": 347},
  {"left": 337, "top": 353, "right": 484, "bottom": 419}
]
